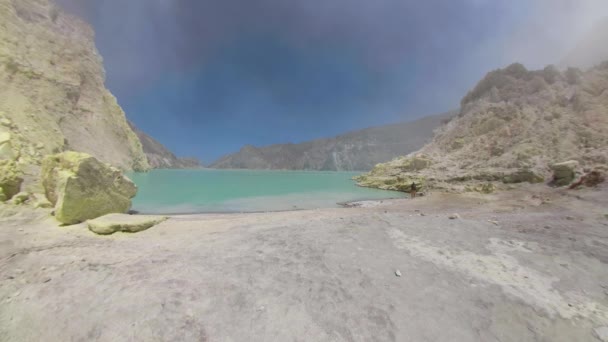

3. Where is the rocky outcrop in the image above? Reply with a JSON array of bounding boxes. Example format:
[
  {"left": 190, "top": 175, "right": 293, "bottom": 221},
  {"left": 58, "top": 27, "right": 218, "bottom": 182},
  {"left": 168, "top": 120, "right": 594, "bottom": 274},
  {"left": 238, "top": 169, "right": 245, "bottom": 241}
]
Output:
[
  {"left": 0, "top": 160, "right": 23, "bottom": 201},
  {"left": 358, "top": 62, "right": 608, "bottom": 193},
  {"left": 87, "top": 214, "right": 167, "bottom": 235},
  {"left": 569, "top": 167, "right": 606, "bottom": 189},
  {"left": 41, "top": 152, "right": 137, "bottom": 225},
  {"left": 128, "top": 121, "right": 202, "bottom": 169},
  {"left": 211, "top": 112, "right": 454, "bottom": 171},
  {"left": 550, "top": 160, "right": 580, "bottom": 186},
  {"left": 0, "top": 0, "right": 149, "bottom": 175}
]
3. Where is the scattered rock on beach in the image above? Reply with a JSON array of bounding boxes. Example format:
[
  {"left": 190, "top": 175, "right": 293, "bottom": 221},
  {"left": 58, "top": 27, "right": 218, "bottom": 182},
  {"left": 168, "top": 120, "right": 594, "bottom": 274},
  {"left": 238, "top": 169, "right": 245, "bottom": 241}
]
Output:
[
  {"left": 449, "top": 213, "right": 461, "bottom": 220},
  {"left": 395, "top": 270, "right": 402, "bottom": 277},
  {"left": 87, "top": 213, "right": 168, "bottom": 235},
  {"left": 42, "top": 152, "right": 138, "bottom": 225},
  {"left": 0, "top": 160, "right": 23, "bottom": 201},
  {"left": 551, "top": 160, "right": 579, "bottom": 186}
]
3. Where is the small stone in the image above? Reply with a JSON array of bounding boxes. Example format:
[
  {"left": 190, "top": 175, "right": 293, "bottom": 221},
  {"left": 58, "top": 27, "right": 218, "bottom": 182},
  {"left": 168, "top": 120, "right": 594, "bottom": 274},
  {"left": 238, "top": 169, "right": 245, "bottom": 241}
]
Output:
[
  {"left": 395, "top": 270, "right": 402, "bottom": 277},
  {"left": 449, "top": 213, "right": 461, "bottom": 220},
  {"left": 0, "top": 118, "right": 12, "bottom": 127},
  {"left": 566, "top": 216, "right": 575, "bottom": 221},
  {"left": 544, "top": 226, "right": 551, "bottom": 229},
  {"left": 9, "top": 192, "right": 30, "bottom": 205},
  {"left": 43, "top": 278, "right": 51, "bottom": 283},
  {"left": 488, "top": 220, "right": 499, "bottom": 225},
  {"left": 35, "top": 143, "right": 44, "bottom": 150}
]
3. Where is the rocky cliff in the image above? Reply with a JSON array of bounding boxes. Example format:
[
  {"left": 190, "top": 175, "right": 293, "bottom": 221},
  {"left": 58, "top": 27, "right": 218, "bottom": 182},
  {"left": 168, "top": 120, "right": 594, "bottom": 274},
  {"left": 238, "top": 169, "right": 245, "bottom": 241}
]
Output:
[
  {"left": 211, "top": 112, "right": 454, "bottom": 171},
  {"left": 128, "top": 122, "right": 202, "bottom": 169},
  {"left": 0, "top": 0, "right": 149, "bottom": 178},
  {"left": 356, "top": 62, "right": 608, "bottom": 192}
]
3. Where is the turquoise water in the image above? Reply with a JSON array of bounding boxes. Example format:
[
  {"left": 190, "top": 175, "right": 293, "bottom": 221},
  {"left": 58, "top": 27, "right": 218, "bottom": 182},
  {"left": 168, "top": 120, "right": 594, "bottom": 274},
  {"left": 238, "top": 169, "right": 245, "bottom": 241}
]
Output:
[{"left": 127, "top": 169, "right": 405, "bottom": 214}]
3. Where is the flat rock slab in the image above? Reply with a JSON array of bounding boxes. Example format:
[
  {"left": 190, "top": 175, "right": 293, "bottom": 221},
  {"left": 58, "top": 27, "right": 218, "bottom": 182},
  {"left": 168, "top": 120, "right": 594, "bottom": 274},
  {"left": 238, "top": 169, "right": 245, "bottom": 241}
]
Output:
[{"left": 87, "top": 214, "right": 168, "bottom": 235}]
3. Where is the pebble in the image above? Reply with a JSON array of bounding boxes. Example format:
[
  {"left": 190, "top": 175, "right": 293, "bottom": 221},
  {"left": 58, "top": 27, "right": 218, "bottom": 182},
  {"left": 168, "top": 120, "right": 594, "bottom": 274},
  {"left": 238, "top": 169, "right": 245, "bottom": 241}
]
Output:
[
  {"left": 395, "top": 270, "right": 402, "bottom": 277},
  {"left": 566, "top": 216, "right": 575, "bottom": 220},
  {"left": 449, "top": 213, "right": 461, "bottom": 220},
  {"left": 544, "top": 226, "right": 551, "bottom": 229},
  {"left": 488, "top": 220, "right": 499, "bottom": 225},
  {"left": 43, "top": 278, "right": 51, "bottom": 283}
]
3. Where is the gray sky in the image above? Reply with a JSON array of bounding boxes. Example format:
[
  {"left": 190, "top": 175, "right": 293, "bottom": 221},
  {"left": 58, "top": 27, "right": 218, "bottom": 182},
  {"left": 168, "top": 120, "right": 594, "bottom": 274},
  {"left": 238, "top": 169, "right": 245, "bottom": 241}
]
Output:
[{"left": 56, "top": 0, "right": 608, "bottom": 161}]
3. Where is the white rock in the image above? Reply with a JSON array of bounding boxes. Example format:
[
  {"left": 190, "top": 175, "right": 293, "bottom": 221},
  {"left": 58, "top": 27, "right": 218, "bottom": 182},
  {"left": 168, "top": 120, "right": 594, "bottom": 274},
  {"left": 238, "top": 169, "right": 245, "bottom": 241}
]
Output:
[
  {"left": 595, "top": 327, "right": 608, "bottom": 342},
  {"left": 395, "top": 270, "right": 402, "bottom": 277},
  {"left": 449, "top": 213, "right": 461, "bottom": 220}
]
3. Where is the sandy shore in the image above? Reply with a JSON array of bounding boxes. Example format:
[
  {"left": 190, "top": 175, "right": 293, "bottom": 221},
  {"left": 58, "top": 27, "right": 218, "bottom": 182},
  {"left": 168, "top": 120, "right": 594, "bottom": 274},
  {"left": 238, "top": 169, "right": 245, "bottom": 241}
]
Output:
[{"left": 1, "top": 184, "right": 608, "bottom": 341}]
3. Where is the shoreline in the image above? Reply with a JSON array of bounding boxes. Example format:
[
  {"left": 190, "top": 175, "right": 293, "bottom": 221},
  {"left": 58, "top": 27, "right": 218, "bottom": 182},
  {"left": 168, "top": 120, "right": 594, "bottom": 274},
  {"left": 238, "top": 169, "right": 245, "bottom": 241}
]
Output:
[{"left": 130, "top": 196, "right": 408, "bottom": 216}]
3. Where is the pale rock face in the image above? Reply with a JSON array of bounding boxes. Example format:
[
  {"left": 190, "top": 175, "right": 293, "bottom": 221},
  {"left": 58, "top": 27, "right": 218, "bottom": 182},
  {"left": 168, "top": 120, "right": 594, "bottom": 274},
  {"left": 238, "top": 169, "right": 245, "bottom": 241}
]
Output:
[
  {"left": 0, "top": 0, "right": 149, "bottom": 174},
  {"left": 87, "top": 214, "right": 168, "bottom": 235},
  {"left": 358, "top": 62, "right": 608, "bottom": 192},
  {"left": 41, "top": 152, "right": 138, "bottom": 225}
]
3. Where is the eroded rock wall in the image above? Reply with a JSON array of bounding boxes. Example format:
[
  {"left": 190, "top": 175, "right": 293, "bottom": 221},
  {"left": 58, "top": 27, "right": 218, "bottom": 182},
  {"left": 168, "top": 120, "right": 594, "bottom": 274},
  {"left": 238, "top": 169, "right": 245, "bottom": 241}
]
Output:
[
  {"left": 0, "top": 0, "right": 149, "bottom": 178},
  {"left": 357, "top": 63, "right": 608, "bottom": 192}
]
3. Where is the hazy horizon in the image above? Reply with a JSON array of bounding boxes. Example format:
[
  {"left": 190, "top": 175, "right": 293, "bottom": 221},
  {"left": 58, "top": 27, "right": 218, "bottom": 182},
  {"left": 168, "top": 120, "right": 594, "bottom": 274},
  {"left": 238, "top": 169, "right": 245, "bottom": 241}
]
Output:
[{"left": 56, "top": 0, "right": 608, "bottom": 161}]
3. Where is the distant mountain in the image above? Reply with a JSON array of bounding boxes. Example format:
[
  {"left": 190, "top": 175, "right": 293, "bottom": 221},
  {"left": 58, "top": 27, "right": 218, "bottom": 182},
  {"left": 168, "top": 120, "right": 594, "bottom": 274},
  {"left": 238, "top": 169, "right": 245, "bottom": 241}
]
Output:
[
  {"left": 210, "top": 112, "right": 455, "bottom": 171},
  {"left": 128, "top": 122, "right": 202, "bottom": 169},
  {"left": 561, "top": 18, "right": 608, "bottom": 69}
]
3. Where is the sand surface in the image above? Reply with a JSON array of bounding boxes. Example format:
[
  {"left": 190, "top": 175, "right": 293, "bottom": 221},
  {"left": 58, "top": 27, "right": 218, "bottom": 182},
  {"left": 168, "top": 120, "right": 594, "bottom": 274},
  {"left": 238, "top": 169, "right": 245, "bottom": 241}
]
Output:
[{"left": 1, "top": 184, "right": 608, "bottom": 341}]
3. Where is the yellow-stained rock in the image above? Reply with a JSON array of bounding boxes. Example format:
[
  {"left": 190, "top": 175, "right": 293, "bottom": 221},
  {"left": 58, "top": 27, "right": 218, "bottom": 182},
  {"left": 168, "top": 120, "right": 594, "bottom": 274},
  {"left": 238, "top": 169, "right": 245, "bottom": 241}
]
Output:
[
  {"left": 41, "top": 152, "right": 138, "bottom": 225},
  {"left": 87, "top": 214, "right": 167, "bottom": 235},
  {"left": 0, "top": 160, "right": 23, "bottom": 201}
]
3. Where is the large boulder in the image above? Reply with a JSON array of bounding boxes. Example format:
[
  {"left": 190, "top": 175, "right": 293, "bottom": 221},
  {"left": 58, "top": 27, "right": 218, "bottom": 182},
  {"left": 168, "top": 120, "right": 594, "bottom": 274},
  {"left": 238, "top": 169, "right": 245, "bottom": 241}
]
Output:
[
  {"left": 87, "top": 214, "right": 167, "bottom": 235},
  {"left": 0, "top": 160, "right": 23, "bottom": 201},
  {"left": 551, "top": 160, "right": 579, "bottom": 186},
  {"left": 41, "top": 152, "right": 138, "bottom": 225}
]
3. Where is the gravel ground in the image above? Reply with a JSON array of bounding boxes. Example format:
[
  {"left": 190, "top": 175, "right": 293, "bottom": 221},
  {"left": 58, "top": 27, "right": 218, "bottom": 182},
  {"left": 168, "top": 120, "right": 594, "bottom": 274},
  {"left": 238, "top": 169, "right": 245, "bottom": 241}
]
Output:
[{"left": 1, "top": 184, "right": 607, "bottom": 341}]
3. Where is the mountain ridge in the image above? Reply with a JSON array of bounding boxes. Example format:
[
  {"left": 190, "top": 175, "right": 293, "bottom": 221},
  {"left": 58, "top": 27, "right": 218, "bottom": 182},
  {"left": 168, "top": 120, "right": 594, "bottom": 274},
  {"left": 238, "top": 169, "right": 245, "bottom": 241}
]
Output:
[
  {"left": 128, "top": 121, "right": 202, "bottom": 169},
  {"left": 210, "top": 112, "right": 455, "bottom": 171}
]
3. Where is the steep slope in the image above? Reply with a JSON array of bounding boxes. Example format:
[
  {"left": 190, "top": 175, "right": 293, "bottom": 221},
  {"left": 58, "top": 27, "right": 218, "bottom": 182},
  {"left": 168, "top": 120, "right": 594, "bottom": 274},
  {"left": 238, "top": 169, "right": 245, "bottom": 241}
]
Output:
[
  {"left": 561, "top": 18, "right": 608, "bottom": 69},
  {"left": 128, "top": 122, "right": 201, "bottom": 169},
  {"left": 356, "top": 63, "right": 608, "bottom": 192},
  {"left": 211, "top": 112, "right": 454, "bottom": 171},
  {"left": 0, "top": 0, "right": 148, "bottom": 172}
]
